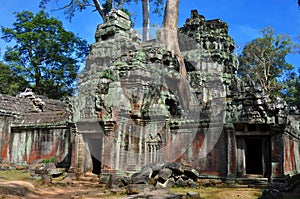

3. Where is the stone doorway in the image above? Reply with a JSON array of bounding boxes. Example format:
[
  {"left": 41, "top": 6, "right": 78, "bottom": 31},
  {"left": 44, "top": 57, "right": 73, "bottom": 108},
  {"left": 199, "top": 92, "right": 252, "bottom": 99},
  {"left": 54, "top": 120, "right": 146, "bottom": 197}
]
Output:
[
  {"left": 245, "top": 138, "right": 263, "bottom": 175},
  {"left": 236, "top": 136, "right": 271, "bottom": 178}
]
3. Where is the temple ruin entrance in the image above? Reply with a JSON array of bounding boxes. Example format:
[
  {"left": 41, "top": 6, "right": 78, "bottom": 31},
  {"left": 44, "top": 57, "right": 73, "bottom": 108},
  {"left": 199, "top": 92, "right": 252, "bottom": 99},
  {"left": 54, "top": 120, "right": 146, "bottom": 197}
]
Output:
[
  {"left": 76, "top": 121, "right": 104, "bottom": 175},
  {"left": 245, "top": 138, "right": 263, "bottom": 175},
  {"left": 236, "top": 135, "right": 271, "bottom": 178}
]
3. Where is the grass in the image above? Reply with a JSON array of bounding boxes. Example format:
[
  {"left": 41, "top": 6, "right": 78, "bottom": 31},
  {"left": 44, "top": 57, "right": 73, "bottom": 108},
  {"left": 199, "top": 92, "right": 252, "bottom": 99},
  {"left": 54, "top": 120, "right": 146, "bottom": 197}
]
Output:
[
  {"left": 0, "top": 170, "right": 31, "bottom": 181},
  {"left": 170, "top": 186, "right": 262, "bottom": 199}
]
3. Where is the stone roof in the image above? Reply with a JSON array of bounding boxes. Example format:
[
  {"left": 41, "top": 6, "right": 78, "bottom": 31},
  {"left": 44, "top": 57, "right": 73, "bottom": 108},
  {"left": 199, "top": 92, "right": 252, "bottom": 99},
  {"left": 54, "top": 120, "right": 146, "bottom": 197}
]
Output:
[
  {"left": 0, "top": 94, "right": 70, "bottom": 126},
  {"left": 0, "top": 95, "right": 33, "bottom": 113}
]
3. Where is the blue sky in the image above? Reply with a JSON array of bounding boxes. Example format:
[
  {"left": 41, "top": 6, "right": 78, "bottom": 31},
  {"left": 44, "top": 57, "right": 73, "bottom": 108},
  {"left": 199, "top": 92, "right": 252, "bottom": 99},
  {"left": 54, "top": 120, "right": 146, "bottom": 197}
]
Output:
[{"left": 1, "top": 0, "right": 300, "bottom": 68}]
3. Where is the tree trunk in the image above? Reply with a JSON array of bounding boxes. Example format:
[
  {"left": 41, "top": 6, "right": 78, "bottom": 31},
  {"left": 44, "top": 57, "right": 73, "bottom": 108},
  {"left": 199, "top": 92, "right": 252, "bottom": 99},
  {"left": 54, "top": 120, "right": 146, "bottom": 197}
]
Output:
[
  {"left": 34, "top": 64, "right": 41, "bottom": 94},
  {"left": 161, "top": 0, "right": 186, "bottom": 78},
  {"left": 142, "top": 0, "right": 150, "bottom": 41},
  {"left": 161, "top": 0, "right": 190, "bottom": 110},
  {"left": 92, "top": 0, "right": 107, "bottom": 21}
]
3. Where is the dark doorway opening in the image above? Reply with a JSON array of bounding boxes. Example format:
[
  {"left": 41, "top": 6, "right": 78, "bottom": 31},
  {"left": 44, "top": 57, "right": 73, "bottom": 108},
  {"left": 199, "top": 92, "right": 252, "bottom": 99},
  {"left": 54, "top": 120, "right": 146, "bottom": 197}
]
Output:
[
  {"left": 91, "top": 155, "right": 102, "bottom": 175},
  {"left": 245, "top": 138, "right": 263, "bottom": 175}
]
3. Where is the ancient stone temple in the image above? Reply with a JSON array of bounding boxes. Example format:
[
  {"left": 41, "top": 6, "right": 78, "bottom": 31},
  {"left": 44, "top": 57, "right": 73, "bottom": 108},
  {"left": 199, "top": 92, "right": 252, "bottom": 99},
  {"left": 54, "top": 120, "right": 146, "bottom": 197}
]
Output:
[
  {"left": 72, "top": 9, "right": 300, "bottom": 184},
  {"left": 0, "top": 9, "right": 299, "bottom": 186}
]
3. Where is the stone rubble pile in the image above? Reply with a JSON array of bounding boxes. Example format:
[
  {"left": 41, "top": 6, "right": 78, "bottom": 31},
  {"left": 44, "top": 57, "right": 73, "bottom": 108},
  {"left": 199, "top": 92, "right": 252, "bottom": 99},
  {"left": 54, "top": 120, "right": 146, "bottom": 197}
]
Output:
[
  {"left": 29, "top": 161, "right": 65, "bottom": 183},
  {"left": 261, "top": 189, "right": 283, "bottom": 199},
  {"left": 116, "top": 162, "right": 200, "bottom": 194}
]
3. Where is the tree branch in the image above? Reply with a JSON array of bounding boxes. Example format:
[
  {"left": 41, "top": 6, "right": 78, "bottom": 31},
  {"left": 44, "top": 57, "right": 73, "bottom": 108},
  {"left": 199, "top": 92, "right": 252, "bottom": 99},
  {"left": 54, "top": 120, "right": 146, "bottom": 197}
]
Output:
[
  {"left": 50, "top": 0, "right": 74, "bottom": 12},
  {"left": 92, "top": 0, "right": 107, "bottom": 20}
]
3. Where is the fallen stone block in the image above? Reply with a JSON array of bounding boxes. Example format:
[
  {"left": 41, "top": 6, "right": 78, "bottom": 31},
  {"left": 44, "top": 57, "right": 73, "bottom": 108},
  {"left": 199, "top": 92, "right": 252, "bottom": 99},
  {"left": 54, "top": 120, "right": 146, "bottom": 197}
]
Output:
[
  {"left": 131, "top": 167, "right": 153, "bottom": 184},
  {"left": 126, "top": 184, "right": 153, "bottom": 195},
  {"left": 184, "top": 168, "right": 199, "bottom": 181},
  {"left": 61, "top": 176, "right": 73, "bottom": 185},
  {"left": 186, "top": 191, "right": 200, "bottom": 199},
  {"left": 175, "top": 177, "right": 187, "bottom": 187},
  {"left": 187, "top": 178, "right": 197, "bottom": 188},
  {"left": 157, "top": 168, "right": 173, "bottom": 182},
  {"left": 165, "top": 162, "right": 184, "bottom": 174},
  {"left": 261, "top": 189, "right": 283, "bottom": 199}
]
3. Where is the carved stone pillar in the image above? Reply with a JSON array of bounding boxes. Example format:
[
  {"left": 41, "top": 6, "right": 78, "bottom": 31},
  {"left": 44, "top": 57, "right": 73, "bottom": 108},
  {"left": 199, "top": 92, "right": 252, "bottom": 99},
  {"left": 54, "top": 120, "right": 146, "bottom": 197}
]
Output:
[{"left": 226, "top": 124, "right": 236, "bottom": 178}]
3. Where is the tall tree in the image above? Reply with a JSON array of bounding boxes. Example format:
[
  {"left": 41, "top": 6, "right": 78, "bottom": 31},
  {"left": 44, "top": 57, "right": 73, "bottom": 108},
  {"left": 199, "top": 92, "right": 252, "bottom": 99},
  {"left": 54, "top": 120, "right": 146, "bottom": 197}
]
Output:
[
  {"left": 141, "top": 0, "right": 164, "bottom": 41},
  {"left": 161, "top": 0, "right": 186, "bottom": 78},
  {"left": 0, "top": 61, "right": 29, "bottom": 96},
  {"left": 142, "top": 0, "right": 150, "bottom": 41},
  {"left": 237, "top": 26, "right": 295, "bottom": 97},
  {"left": 1, "top": 10, "right": 89, "bottom": 99},
  {"left": 160, "top": 0, "right": 190, "bottom": 110}
]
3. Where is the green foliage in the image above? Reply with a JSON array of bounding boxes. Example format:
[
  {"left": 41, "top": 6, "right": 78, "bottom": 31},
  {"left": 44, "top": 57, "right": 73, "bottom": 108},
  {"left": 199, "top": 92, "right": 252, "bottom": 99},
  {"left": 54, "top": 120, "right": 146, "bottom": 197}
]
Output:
[
  {"left": 237, "top": 26, "right": 296, "bottom": 97},
  {"left": 43, "top": 157, "right": 56, "bottom": 164},
  {"left": 1, "top": 10, "right": 89, "bottom": 99},
  {"left": 151, "top": 0, "right": 164, "bottom": 16},
  {"left": 0, "top": 61, "right": 29, "bottom": 95},
  {"left": 284, "top": 74, "right": 300, "bottom": 107},
  {"left": 100, "top": 69, "right": 117, "bottom": 81}
]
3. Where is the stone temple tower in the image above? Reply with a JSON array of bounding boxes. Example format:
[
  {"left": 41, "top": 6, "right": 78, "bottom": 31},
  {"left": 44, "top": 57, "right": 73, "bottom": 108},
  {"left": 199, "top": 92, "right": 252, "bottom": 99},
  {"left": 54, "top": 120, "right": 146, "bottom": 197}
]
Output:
[
  {"left": 72, "top": 9, "right": 300, "bottom": 187},
  {"left": 73, "top": 9, "right": 237, "bottom": 178}
]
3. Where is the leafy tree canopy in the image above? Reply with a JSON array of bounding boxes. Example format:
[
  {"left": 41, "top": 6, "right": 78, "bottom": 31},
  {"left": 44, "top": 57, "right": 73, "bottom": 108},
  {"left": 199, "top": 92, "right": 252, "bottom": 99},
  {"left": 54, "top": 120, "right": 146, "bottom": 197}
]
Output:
[
  {"left": 0, "top": 61, "right": 29, "bottom": 96},
  {"left": 1, "top": 10, "right": 89, "bottom": 99},
  {"left": 284, "top": 74, "right": 300, "bottom": 107},
  {"left": 237, "top": 26, "right": 296, "bottom": 97}
]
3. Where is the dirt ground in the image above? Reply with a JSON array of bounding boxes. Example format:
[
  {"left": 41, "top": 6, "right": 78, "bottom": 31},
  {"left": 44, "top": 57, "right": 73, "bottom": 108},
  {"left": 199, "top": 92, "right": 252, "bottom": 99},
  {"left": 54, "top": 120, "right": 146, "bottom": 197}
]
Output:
[
  {"left": 0, "top": 178, "right": 122, "bottom": 199},
  {"left": 1, "top": 171, "right": 300, "bottom": 199},
  {"left": 0, "top": 178, "right": 261, "bottom": 199}
]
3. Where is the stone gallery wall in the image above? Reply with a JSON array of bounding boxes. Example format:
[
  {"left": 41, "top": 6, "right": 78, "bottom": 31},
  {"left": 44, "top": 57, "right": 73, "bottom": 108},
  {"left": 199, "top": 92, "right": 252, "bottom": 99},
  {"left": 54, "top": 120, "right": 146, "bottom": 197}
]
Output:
[
  {"left": 0, "top": 92, "right": 73, "bottom": 168},
  {"left": 2, "top": 127, "right": 71, "bottom": 165}
]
